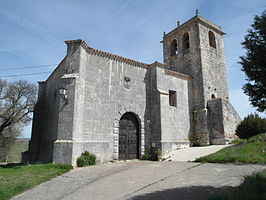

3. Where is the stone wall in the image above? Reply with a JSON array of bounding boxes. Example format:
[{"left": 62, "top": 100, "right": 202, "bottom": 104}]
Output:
[
  {"left": 207, "top": 98, "right": 241, "bottom": 144},
  {"left": 27, "top": 41, "right": 82, "bottom": 164},
  {"left": 72, "top": 45, "right": 150, "bottom": 164},
  {"left": 154, "top": 67, "right": 192, "bottom": 156},
  {"left": 198, "top": 23, "right": 229, "bottom": 104},
  {"left": 149, "top": 67, "right": 161, "bottom": 147},
  {"left": 162, "top": 16, "right": 237, "bottom": 146},
  {"left": 163, "top": 21, "right": 205, "bottom": 110}
]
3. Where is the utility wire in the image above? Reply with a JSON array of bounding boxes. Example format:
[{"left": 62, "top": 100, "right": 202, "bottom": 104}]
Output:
[
  {"left": 0, "top": 64, "right": 58, "bottom": 71},
  {"left": 0, "top": 71, "right": 52, "bottom": 78}
]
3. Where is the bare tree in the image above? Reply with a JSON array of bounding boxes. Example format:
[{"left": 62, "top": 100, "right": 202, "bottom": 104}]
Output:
[{"left": 0, "top": 79, "right": 37, "bottom": 162}]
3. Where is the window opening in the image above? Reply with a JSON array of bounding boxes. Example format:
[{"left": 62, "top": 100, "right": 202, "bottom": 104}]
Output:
[
  {"left": 169, "top": 90, "right": 177, "bottom": 107},
  {"left": 170, "top": 39, "right": 178, "bottom": 56},
  {"left": 209, "top": 31, "right": 216, "bottom": 48},
  {"left": 182, "top": 33, "right": 190, "bottom": 49}
]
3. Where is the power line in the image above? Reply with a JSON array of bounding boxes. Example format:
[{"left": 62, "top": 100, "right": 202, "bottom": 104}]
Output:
[
  {"left": 0, "top": 71, "right": 52, "bottom": 78},
  {"left": 0, "top": 64, "right": 58, "bottom": 71}
]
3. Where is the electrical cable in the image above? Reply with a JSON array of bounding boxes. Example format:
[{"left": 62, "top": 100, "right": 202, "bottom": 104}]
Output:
[
  {"left": 0, "top": 71, "right": 52, "bottom": 78},
  {"left": 0, "top": 64, "right": 58, "bottom": 71}
]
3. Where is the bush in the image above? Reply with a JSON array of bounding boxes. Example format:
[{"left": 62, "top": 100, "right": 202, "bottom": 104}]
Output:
[
  {"left": 236, "top": 113, "right": 266, "bottom": 139},
  {"left": 155, "top": 149, "right": 162, "bottom": 158},
  {"left": 141, "top": 153, "right": 153, "bottom": 160},
  {"left": 76, "top": 151, "right": 96, "bottom": 167}
]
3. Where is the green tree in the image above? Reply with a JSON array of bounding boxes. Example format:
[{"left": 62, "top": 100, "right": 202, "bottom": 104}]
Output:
[
  {"left": 240, "top": 9, "right": 266, "bottom": 112},
  {"left": 236, "top": 113, "right": 266, "bottom": 139},
  {"left": 0, "top": 80, "right": 37, "bottom": 162}
]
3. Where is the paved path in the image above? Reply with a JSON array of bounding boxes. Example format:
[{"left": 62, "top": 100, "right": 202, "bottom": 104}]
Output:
[
  {"left": 12, "top": 161, "right": 266, "bottom": 200},
  {"left": 170, "top": 145, "right": 230, "bottom": 161}
]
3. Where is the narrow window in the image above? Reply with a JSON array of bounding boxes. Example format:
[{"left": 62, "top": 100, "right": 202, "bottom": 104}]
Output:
[
  {"left": 209, "top": 31, "right": 216, "bottom": 48},
  {"left": 169, "top": 90, "right": 177, "bottom": 107},
  {"left": 170, "top": 39, "right": 178, "bottom": 56},
  {"left": 211, "top": 94, "right": 216, "bottom": 99},
  {"left": 182, "top": 32, "right": 190, "bottom": 50}
]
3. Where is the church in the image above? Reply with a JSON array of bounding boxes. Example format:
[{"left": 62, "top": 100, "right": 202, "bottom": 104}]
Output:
[{"left": 24, "top": 13, "right": 241, "bottom": 166}]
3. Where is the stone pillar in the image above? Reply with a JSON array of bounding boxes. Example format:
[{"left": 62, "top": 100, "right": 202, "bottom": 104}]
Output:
[
  {"left": 26, "top": 81, "right": 46, "bottom": 162},
  {"left": 53, "top": 74, "right": 78, "bottom": 165}
]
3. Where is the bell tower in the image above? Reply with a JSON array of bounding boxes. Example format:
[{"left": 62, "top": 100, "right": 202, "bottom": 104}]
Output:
[{"left": 161, "top": 12, "right": 237, "bottom": 145}]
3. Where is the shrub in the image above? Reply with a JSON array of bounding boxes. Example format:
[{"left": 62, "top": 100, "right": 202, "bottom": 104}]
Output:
[
  {"left": 141, "top": 153, "right": 153, "bottom": 160},
  {"left": 236, "top": 113, "right": 266, "bottom": 139},
  {"left": 155, "top": 149, "right": 162, "bottom": 158},
  {"left": 76, "top": 151, "right": 96, "bottom": 167}
]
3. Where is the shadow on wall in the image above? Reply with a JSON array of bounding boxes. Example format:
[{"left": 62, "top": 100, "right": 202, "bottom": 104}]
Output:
[{"left": 129, "top": 185, "right": 234, "bottom": 200}]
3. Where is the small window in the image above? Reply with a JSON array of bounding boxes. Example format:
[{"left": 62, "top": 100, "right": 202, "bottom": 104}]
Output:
[
  {"left": 170, "top": 39, "right": 178, "bottom": 56},
  {"left": 211, "top": 94, "right": 216, "bottom": 99},
  {"left": 208, "top": 31, "right": 216, "bottom": 48},
  {"left": 182, "top": 32, "right": 190, "bottom": 50},
  {"left": 169, "top": 90, "right": 177, "bottom": 107}
]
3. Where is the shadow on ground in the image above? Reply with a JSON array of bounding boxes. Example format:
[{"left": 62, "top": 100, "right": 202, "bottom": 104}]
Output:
[
  {"left": 129, "top": 185, "right": 234, "bottom": 200},
  {"left": 0, "top": 163, "right": 25, "bottom": 168}
]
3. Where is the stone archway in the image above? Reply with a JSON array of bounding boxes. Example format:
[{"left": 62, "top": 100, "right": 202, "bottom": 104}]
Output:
[{"left": 119, "top": 112, "right": 140, "bottom": 160}]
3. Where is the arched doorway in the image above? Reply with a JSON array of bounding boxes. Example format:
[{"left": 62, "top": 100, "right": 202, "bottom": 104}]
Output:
[{"left": 119, "top": 112, "right": 140, "bottom": 160}]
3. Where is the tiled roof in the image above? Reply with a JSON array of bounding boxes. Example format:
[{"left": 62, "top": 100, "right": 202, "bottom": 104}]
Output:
[
  {"left": 65, "top": 39, "right": 150, "bottom": 69},
  {"left": 163, "top": 15, "right": 225, "bottom": 40},
  {"left": 64, "top": 39, "right": 192, "bottom": 80}
]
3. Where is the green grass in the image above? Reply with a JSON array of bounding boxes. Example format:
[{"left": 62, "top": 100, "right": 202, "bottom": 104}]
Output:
[
  {"left": 195, "top": 133, "right": 266, "bottom": 164},
  {"left": 0, "top": 163, "right": 73, "bottom": 200},
  {"left": 228, "top": 139, "right": 244, "bottom": 144},
  {"left": 208, "top": 169, "right": 266, "bottom": 200}
]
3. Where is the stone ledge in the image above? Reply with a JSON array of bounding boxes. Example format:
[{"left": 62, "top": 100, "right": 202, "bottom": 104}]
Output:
[
  {"left": 54, "top": 140, "right": 74, "bottom": 143},
  {"left": 158, "top": 89, "right": 169, "bottom": 95},
  {"left": 164, "top": 69, "right": 192, "bottom": 80},
  {"left": 61, "top": 73, "right": 79, "bottom": 79}
]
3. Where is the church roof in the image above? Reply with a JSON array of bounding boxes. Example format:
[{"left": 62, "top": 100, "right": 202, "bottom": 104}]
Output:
[
  {"left": 64, "top": 39, "right": 192, "bottom": 81},
  {"left": 164, "top": 14, "right": 225, "bottom": 39},
  {"left": 65, "top": 39, "right": 150, "bottom": 69}
]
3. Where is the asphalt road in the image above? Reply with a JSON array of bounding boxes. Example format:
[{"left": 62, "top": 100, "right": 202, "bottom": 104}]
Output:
[{"left": 12, "top": 161, "right": 266, "bottom": 200}]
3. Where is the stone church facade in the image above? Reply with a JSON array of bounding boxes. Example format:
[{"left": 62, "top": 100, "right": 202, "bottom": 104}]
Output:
[{"left": 24, "top": 14, "right": 241, "bottom": 166}]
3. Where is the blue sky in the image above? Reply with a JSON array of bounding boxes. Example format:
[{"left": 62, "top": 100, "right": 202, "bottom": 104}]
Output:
[{"left": 0, "top": 0, "right": 265, "bottom": 138}]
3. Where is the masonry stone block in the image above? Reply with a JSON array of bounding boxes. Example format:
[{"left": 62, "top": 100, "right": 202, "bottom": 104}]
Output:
[
  {"left": 114, "top": 128, "right": 119, "bottom": 134},
  {"left": 113, "top": 134, "right": 118, "bottom": 141}
]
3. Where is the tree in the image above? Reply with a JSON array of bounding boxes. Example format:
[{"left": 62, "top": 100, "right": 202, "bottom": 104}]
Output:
[
  {"left": 240, "top": 9, "right": 266, "bottom": 112},
  {"left": 0, "top": 80, "right": 37, "bottom": 162},
  {"left": 236, "top": 113, "right": 266, "bottom": 139}
]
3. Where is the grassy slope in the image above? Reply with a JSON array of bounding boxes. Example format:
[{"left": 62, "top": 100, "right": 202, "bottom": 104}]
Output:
[
  {"left": 196, "top": 133, "right": 266, "bottom": 200},
  {"left": 0, "top": 163, "right": 72, "bottom": 200},
  {"left": 196, "top": 133, "right": 266, "bottom": 164}
]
